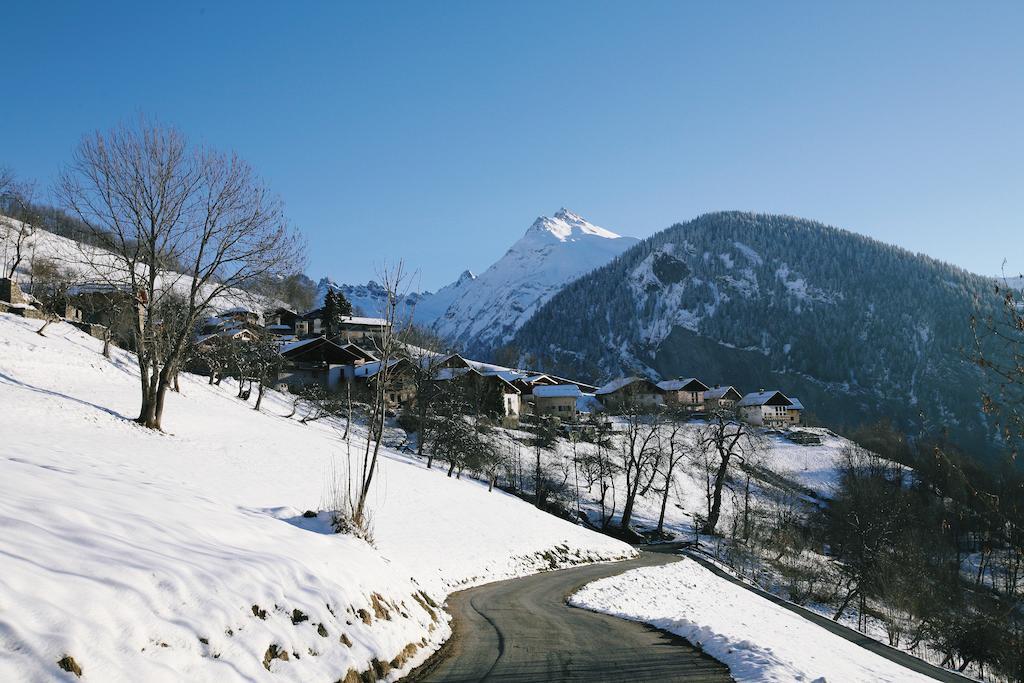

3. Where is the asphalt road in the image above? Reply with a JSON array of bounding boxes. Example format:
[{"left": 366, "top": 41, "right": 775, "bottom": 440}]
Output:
[{"left": 406, "top": 550, "right": 732, "bottom": 682}]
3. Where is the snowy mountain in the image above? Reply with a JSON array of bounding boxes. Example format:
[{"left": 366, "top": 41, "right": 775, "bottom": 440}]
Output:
[
  {"left": 512, "top": 211, "right": 1003, "bottom": 458},
  {"left": 426, "top": 209, "right": 638, "bottom": 354},
  {"left": 315, "top": 209, "right": 637, "bottom": 353}
]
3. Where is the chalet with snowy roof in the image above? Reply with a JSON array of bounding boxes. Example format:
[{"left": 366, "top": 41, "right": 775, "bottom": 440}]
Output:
[
  {"left": 434, "top": 365, "right": 522, "bottom": 421},
  {"left": 340, "top": 342, "right": 377, "bottom": 364},
  {"left": 264, "top": 307, "right": 298, "bottom": 336},
  {"left": 737, "top": 390, "right": 796, "bottom": 427},
  {"left": 703, "top": 385, "right": 742, "bottom": 412},
  {"left": 785, "top": 397, "right": 804, "bottom": 426},
  {"left": 353, "top": 358, "right": 417, "bottom": 406},
  {"left": 532, "top": 384, "right": 583, "bottom": 420},
  {"left": 656, "top": 377, "right": 709, "bottom": 411},
  {"left": 218, "top": 306, "right": 261, "bottom": 327},
  {"left": 595, "top": 377, "right": 665, "bottom": 410},
  {"left": 63, "top": 282, "right": 139, "bottom": 330},
  {"left": 278, "top": 336, "right": 365, "bottom": 392},
  {"left": 296, "top": 309, "right": 390, "bottom": 342}
]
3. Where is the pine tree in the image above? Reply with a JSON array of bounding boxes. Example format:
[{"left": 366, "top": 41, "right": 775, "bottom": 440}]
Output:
[
  {"left": 322, "top": 289, "right": 338, "bottom": 337},
  {"left": 336, "top": 290, "right": 353, "bottom": 318}
]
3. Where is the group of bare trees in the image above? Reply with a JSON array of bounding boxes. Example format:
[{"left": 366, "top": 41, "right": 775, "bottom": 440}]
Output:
[{"left": 54, "top": 118, "right": 305, "bottom": 430}]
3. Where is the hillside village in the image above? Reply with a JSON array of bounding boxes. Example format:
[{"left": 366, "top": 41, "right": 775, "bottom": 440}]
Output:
[{"left": 2, "top": 269, "right": 810, "bottom": 432}]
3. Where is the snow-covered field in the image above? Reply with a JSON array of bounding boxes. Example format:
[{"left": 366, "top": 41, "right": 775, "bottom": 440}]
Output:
[
  {"left": 571, "top": 558, "right": 935, "bottom": 683},
  {"left": 2, "top": 218, "right": 269, "bottom": 314},
  {"left": 0, "top": 313, "right": 632, "bottom": 681}
]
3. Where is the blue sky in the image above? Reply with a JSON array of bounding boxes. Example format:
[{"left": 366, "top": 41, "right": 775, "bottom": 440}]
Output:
[{"left": 3, "top": 2, "right": 1022, "bottom": 289}]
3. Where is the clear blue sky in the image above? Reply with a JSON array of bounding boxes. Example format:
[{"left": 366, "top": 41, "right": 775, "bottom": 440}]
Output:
[{"left": 3, "top": 1, "right": 1022, "bottom": 289}]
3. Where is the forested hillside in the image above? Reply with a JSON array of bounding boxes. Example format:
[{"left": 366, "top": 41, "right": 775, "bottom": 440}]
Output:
[{"left": 511, "top": 211, "right": 1002, "bottom": 457}]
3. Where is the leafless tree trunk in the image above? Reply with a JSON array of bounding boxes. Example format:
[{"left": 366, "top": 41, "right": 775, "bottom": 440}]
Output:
[
  {"left": 695, "top": 408, "right": 759, "bottom": 535},
  {"left": 655, "top": 416, "right": 688, "bottom": 535},
  {"left": 57, "top": 117, "right": 304, "bottom": 430},
  {"left": 352, "top": 262, "right": 411, "bottom": 530},
  {"left": 617, "top": 398, "right": 663, "bottom": 530}
]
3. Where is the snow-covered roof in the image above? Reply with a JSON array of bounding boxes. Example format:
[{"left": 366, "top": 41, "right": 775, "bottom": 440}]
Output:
[
  {"left": 704, "top": 385, "right": 740, "bottom": 400},
  {"left": 486, "top": 369, "right": 528, "bottom": 383},
  {"left": 67, "top": 282, "right": 132, "bottom": 296},
  {"left": 266, "top": 324, "right": 291, "bottom": 331},
  {"left": 787, "top": 397, "right": 805, "bottom": 411},
  {"left": 279, "top": 336, "right": 324, "bottom": 355},
  {"left": 433, "top": 366, "right": 474, "bottom": 381},
  {"left": 354, "top": 358, "right": 404, "bottom": 378},
  {"left": 533, "top": 384, "right": 583, "bottom": 399},
  {"left": 656, "top": 378, "right": 708, "bottom": 392},
  {"left": 737, "top": 390, "right": 792, "bottom": 407},
  {"left": 340, "top": 316, "right": 388, "bottom": 327},
  {"left": 595, "top": 376, "right": 660, "bottom": 396},
  {"left": 576, "top": 394, "right": 603, "bottom": 414},
  {"left": 221, "top": 306, "right": 259, "bottom": 316}
]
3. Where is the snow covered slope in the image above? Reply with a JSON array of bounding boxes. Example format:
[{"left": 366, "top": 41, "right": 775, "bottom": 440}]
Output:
[
  {"left": 572, "top": 559, "right": 935, "bottom": 683},
  {"left": 0, "top": 313, "right": 632, "bottom": 682},
  {"left": 1, "top": 217, "right": 273, "bottom": 314},
  {"left": 315, "top": 209, "right": 637, "bottom": 353}
]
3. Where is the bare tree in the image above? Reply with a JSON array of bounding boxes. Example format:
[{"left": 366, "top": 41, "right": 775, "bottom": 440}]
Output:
[
  {"left": 616, "top": 397, "right": 664, "bottom": 531},
  {"left": 56, "top": 118, "right": 304, "bottom": 430},
  {"left": 29, "top": 257, "right": 76, "bottom": 336},
  {"left": 351, "top": 262, "right": 410, "bottom": 532},
  {"left": 1, "top": 173, "right": 39, "bottom": 279},
  {"left": 693, "top": 407, "right": 760, "bottom": 535},
  {"left": 655, "top": 409, "right": 691, "bottom": 536}
]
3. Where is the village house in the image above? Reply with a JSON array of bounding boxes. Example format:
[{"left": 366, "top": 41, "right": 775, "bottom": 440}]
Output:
[
  {"left": 785, "top": 397, "right": 804, "bottom": 426},
  {"left": 295, "top": 308, "right": 390, "bottom": 342},
  {"left": 353, "top": 357, "right": 417, "bottom": 406},
  {"left": 656, "top": 377, "right": 709, "bottom": 411},
  {"left": 264, "top": 306, "right": 298, "bottom": 338},
  {"left": 702, "top": 385, "right": 743, "bottom": 412},
  {"left": 0, "top": 278, "right": 44, "bottom": 319},
  {"left": 532, "top": 384, "right": 583, "bottom": 420},
  {"left": 737, "top": 390, "right": 795, "bottom": 427},
  {"left": 278, "top": 336, "right": 365, "bottom": 392},
  {"left": 595, "top": 376, "right": 665, "bottom": 410}
]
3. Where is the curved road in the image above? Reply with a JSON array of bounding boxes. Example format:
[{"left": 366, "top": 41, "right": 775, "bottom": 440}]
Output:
[{"left": 406, "top": 551, "right": 732, "bottom": 682}]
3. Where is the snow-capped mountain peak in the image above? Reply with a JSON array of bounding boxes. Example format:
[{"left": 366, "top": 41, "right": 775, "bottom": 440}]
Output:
[
  {"left": 424, "top": 209, "right": 639, "bottom": 353},
  {"left": 528, "top": 208, "right": 624, "bottom": 243},
  {"left": 315, "top": 209, "right": 638, "bottom": 353}
]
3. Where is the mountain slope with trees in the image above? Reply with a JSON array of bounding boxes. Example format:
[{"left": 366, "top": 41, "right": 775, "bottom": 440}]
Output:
[{"left": 511, "top": 211, "right": 1001, "bottom": 457}]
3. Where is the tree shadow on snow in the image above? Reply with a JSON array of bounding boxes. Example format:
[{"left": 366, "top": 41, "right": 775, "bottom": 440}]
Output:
[{"left": 0, "top": 371, "right": 132, "bottom": 422}]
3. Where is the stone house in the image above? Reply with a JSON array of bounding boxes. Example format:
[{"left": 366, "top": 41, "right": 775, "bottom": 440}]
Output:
[
  {"left": 737, "top": 390, "right": 794, "bottom": 427},
  {"left": 595, "top": 377, "right": 665, "bottom": 411},
  {"left": 656, "top": 377, "right": 709, "bottom": 411},
  {"left": 532, "top": 384, "right": 583, "bottom": 420}
]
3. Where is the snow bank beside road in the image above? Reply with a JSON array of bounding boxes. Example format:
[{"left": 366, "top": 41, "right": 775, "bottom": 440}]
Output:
[
  {"left": 0, "top": 313, "right": 632, "bottom": 681},
  {"left": 571, "top": 558, "right": 934, "bottom": 683}
]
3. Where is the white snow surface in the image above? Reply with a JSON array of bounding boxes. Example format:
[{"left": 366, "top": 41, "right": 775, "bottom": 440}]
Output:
[
  {"left": 0, "top": 313, "right": 632, "bottom": 682},
  {"left": 571, "top": 558, "right": 934, "bottom": 683}
]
